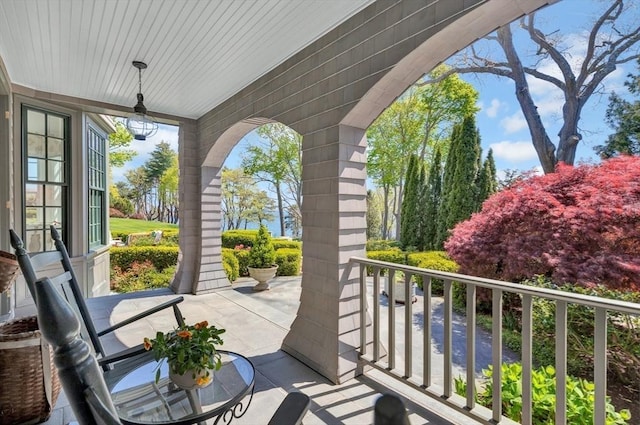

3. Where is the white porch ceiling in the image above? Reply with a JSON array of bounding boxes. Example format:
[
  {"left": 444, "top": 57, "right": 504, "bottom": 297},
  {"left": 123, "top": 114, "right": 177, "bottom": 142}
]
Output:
[{"left": 0, "top": 0, "right": 375, "bottom": 120}]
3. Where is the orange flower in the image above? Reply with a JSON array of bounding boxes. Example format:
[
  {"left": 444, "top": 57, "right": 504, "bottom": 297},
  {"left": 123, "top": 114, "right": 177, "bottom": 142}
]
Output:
[
  {"left": 196, "top": 375, "right": 211, "bottom": 386},
  {"left": 143, "top": 337, "right": 152, "bottom": 350},
  {"left": 194, "top": 320, "right": 209, "bottom": 330},
  {"left": 177, "top": 330, "right": 192, "bottom": 339}
]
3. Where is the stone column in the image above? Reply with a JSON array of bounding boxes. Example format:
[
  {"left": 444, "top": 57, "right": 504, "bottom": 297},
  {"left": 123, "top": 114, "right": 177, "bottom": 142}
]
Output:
[
  {"left": 282, "top": 124, "right": 367, "bottom": 384},
  {"left": 173, "top": 121, "right": 202, "bottom": 294},
  {"left": 194, "top": 165, "right": 229, "bottom": 293}
]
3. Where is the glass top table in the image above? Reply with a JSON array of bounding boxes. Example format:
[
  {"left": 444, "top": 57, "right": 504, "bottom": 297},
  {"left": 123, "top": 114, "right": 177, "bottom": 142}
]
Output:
[{"left": 104, "top": 350, "right": 255, "bottom": 425}]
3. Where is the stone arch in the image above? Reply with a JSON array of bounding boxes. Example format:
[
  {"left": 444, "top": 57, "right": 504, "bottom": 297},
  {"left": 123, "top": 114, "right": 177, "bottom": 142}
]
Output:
[{"left": 176, "top": 0, "right": 558, "bottom": 381}]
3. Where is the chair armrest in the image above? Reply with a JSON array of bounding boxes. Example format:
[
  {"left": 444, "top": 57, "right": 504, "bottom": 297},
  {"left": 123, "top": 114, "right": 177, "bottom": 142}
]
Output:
[
  {"left": 98, "top": 344, "right": 147, "bottom": 367},
  {"left": 268, "top": 392, "right": 310, "bottom": 425},
  {"left": 97, "top": 296, "right": 184, "bottom": 336}
]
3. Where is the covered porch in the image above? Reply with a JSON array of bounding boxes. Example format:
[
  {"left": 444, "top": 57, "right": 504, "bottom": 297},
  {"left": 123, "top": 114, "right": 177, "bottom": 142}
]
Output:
[{"left": 20, "top": 275, "right": 478, "bottom": 425}]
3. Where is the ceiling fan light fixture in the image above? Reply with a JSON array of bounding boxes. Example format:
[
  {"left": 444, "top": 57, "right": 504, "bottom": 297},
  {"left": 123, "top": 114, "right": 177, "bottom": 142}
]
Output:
[{"left": 125, "top": 61, "right": 158, "bottom": 141}]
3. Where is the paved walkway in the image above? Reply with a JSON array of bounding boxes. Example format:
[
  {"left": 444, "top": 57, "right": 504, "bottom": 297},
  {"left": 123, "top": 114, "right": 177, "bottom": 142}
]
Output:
[{"left": 26, "top": 275, "right": 515, "bottom": 424}]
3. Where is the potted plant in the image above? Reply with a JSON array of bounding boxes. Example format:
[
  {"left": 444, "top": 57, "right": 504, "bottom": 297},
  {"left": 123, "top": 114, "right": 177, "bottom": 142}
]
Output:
[
  {"left": 382, "top": 271, "right": 417, "bottom": 304},
  {"left": 144, "top": 320, "right": 225, "bottom": 389},
  {"left": 247, "top": 224, "right": 278, "bottom": 291}
]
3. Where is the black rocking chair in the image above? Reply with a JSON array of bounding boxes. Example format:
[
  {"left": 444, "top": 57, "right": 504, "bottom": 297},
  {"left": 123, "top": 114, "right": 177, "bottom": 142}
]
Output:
[{"left": 9, "top": 225, "right": 185, "bottom": 370}]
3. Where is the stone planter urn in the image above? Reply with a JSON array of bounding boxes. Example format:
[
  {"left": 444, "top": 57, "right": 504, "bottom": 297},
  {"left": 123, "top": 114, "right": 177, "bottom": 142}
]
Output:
[
  {"left": 248, "top": 265, "right": 278, "bottom": 291},
  {"left": 382, "top": 274, "right": 417, "bottom": 304}
]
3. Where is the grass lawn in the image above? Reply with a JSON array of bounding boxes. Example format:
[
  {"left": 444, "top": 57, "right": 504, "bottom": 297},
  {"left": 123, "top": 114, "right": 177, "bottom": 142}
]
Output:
[{"left": 110, "top": 218, "right": 178, "bottom": 234}]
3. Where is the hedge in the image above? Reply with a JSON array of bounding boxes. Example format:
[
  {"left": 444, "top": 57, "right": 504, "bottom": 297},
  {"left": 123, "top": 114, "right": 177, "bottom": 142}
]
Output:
[
  {"left": 275, "top": 249, "right": 301, "bottom": 276},
  {"left": 366, "top": 239, "right": 401, "bottom": 251},
  {"left": 222, "top": 248, "right": 239, "bottom": 282},
  {"left": 365, "top": 249, "right": 406, "bottom": 275},
  {"left": 273, "top": 239, "right": 302, "bottom": 250},
  {"left": 110, "top": 246, "right": 178, "bottom": 271},
  {"left": 221, "top": 230, "right": 258, "bottom": 249},
  {"left": 407, "top": 251, "right": 459, "bottom": 292}
]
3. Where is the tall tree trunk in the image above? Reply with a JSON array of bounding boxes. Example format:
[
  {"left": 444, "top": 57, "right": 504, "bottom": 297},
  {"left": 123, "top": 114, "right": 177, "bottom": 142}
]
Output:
[
  {"left": 382, "top": 184, "right": 390, "bottom": 240},
  {"left": 498, "top": 25, "right": 557, "bottom": 173},
  {"left": 276, "top": 185, "right": 285, "bottom": 236}
]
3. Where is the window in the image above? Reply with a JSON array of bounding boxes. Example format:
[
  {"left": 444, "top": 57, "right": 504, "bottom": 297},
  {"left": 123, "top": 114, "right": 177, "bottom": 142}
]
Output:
[
  {"left": 23, "top": 106, "right": 69, "bottom": 252},
  {"left": 88, "top": 125, "right": 107, "bottom": 248}
]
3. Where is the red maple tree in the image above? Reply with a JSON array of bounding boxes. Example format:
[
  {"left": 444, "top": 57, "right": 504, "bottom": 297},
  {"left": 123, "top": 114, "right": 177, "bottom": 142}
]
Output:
[{"left": 445, "top": 156, "right": 640, "bottom": 290}]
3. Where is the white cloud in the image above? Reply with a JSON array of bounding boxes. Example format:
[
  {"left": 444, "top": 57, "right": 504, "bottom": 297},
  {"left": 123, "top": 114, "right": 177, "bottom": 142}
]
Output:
[
  {"left": 490, "top": 140, "right": 538, "bottom": 163},
  {"left": 484, "top": 98, "right": 503, "bottom": 118},
  {"left": 500, "top": 112, "right": 527, "bottom": 134}
]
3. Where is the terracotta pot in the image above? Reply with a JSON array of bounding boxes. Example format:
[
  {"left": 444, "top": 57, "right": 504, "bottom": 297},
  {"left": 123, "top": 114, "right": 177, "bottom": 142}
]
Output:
[{"left": 248, "top": 265, "right": 278, "bottom": 291}]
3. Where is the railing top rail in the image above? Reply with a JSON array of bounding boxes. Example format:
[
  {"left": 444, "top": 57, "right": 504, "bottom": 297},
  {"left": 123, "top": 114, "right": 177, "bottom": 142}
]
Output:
[{"left": 350, "top": 257, "right": 640, "bottom": 315}]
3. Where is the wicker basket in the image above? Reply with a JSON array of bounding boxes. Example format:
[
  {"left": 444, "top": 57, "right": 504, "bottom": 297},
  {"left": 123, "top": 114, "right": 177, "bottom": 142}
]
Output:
[
  {"left": 0, "top": 316, "right": 61, "bottom": 424},
  {"left": 0, "top": 251, "right": 19, "bottom": 294}
]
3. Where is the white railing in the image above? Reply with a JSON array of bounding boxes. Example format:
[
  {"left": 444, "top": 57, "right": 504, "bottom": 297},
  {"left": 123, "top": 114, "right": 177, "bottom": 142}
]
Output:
[{"left": 350, "top": 257, "right": 640, "bottom": 425}]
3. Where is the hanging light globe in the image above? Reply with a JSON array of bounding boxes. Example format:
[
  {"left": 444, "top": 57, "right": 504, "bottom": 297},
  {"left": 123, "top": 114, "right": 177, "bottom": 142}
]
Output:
[{"left": 126, "top": 61, "right": 158, "bottom": 141}]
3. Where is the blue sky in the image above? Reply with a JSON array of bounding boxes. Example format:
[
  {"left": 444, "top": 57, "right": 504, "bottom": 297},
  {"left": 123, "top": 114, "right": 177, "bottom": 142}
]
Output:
[{"left": 112, "top": 0, "right": 634, "bottom": 183}]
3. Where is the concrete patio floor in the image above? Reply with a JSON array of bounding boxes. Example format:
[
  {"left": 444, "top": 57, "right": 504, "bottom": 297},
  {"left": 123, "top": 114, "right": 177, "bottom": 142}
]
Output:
[{"left": 22, "top": 276, "right": 487, "bottom": 425}]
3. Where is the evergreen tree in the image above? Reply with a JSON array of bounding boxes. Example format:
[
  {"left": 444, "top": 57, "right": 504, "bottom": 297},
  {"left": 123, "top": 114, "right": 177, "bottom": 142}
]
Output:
[
  {"left": 414, "top": 158, "right": 427, "bottom": 251},
  {"left": 476, "top": 148, "right": 497, "bottom": 210},
  {"left": 436, "top": 123, "right": 461, "bottom": 248},
  {"left": 400, "top": 155, "right": 419, "bottom": 249},
  {"left": 423, "top": 148, "right": 442, "bottom": 250},
  {"left": 436, "top": 115, "right": 481, "bottom": 248},
  {"left": 366, "top": 190, "right": 383, "bottom": 240}
]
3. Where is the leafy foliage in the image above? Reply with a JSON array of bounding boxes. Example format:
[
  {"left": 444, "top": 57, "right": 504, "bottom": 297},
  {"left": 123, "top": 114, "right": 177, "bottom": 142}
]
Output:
[
  {"left": 436, "top": 115, "right": 482, "bottom": 249},
  {"left": 275, "top": 248, "right": 301, "bottom": 276},
  {"left": 145, "top": 321, "right": 225, "bottom": 385},
  {"left": 406, "top": 251, "right": 458, "bottom": 292},
  {"left": 524, "top": 276, "right": 640, "bottom": 387},
  {"left": 596, "top": 59, "right": 640, "bottom": 158},
  {"left": 108, "top": 121, "right": 135, "bottom": 168},
  {"left": 400, "top": 155, "right": 428, "bottom": 250},
  {"left": 110, "top": 261, "right": 175, "bottom": 293},
  {"left": 366, "top": 239, "right": 401, "bottom": 251},
  {"left": 423, "top": 148, "right": 442, "bottom": 250},
  {"left": 454, "top": 363, "right": 631, "bottom": 424},
  {"left": 247, "top": 224, "right": 276, "bottom": 268},
  {"left": 241, "top": 123, "right": 302, "bottom": 237},
  {"left": 110, "top": 246, "right": 178, "bottom": 271},
  {"left": 445, "top": 156, "right": 640, "bottom": 290},
  {"left": 221, "top": 248, "right": 239, "bottom": 282},
  {"left": 221, "top": 229, "right": 258, "bottom": 249}
]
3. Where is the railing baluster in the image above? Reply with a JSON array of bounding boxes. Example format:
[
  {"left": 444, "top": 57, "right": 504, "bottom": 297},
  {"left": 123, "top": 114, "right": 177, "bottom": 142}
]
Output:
[
  {"left": 492, "top": 289, "right": 503, "bottom": 423},
  {"left": 373, "top": 267, "right": 381, "bottom": 362},
  {"left": 348, "top": 257, "right": 640, "bottom": 425},
  {"left": 388, "top": 269, "right": 396, "bottom": 370},
  {"left": 466, "top": 283, "right": 476, "bottom": 409},
  {"left": 360, "top": 263, "right": 367, "bottom": 356},
  {"left": 521, "top": 294, "right": 533, "bottom": 425},
  {"left": 443, "top": 279, "right": 453, "bottom": 398},
  {"left": 405, "top": 272, "right": 413, "bottom": 379},
  {"left": 556, "top": 300, "right": 568, "bottom": 425},
  {"left": 594, "top": 307, "right": 607, "bottom": 425},
  {"left": 423, "top": 276, "right": 432, "bottom": 388}
]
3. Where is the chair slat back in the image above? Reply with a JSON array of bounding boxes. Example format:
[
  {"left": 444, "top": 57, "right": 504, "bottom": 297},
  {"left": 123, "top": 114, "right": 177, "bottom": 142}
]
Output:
[{"left": 9, "top": 227, "right": 107, "bottom": 360}]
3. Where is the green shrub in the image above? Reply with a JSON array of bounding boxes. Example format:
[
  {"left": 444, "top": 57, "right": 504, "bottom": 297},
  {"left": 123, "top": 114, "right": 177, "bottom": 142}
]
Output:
[
  {"left": 273, "top": 239, "right": 302, "bottom": 251},
  {"left": 366, "top": 239, "right": 400, "bottom": 251},
  {"left": 221, "top": 230, "right": 258, "bottom": 249},
  {"left": 454, "top": 363, "right": 631, "bottom": 424},
  {"left": 222, "top": 248, "right": 239, "bottom": 282},
  {"left": 163, "top": 230, "right": 179, "bottom": 245},
  {"left": 110, "top": 246, "right": 178, "bottom": 271},
  {"left": 247, "top": 225, "right": 276, "bottom": 268},
  {"left": 232, "top": 248, "right": 251, "bottom": 277},
  {"left": 406, "top": 251, "right": 458, "bottom": 293},
  {"left": 111, "top": 231, "right": 129, "bottom": 241},
  {"left": 275, "top": 249, "right": 301, "bottom": 276},
  {"left": 111, "top": 261, "right": 175, "bottom": 293},
  {"left": 365, "top": 249, "right": 405, "bottom": 275},
  {"left": 524, "top": 276, "right": 640, "bottom": 386}
]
